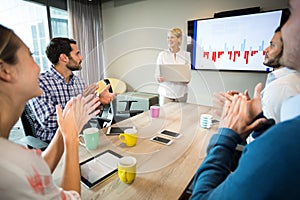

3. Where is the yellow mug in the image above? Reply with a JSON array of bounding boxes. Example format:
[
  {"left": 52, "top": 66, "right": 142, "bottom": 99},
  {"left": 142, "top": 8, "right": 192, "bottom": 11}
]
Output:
[
  {"left": 118, "top": 156, "right": 137, "bottom": 184},
  {"left": 119, "top": 128, "right": 137, "bottom": 147}
]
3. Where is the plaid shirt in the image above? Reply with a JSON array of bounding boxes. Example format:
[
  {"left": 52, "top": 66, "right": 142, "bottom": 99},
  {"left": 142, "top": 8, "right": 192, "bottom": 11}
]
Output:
[{"left": 29, "top": 67, "right": 85, "bottom": 142}]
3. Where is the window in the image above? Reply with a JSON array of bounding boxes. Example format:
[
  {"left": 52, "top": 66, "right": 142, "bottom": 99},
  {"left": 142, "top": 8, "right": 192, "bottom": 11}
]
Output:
[
  {"left": 50, "top": 7, "right": 69, "bottom": 38},
  {"left": 0, "top": 0, "right": 69, "bottom": 72}
]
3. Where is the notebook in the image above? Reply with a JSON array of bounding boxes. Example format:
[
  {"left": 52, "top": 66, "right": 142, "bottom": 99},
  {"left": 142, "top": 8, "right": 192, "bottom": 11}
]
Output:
[{"left": 159, "top": 64, "right": 191, "bottom": 82}]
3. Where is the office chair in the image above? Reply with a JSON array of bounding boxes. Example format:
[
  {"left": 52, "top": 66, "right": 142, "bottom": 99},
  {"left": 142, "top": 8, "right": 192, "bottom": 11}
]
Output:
[
  {"left": 96, "top": 78, "right": 144, "bottom": 127},
  {"left": 19, "top": 104, "right": 48, "bottom": 150}
]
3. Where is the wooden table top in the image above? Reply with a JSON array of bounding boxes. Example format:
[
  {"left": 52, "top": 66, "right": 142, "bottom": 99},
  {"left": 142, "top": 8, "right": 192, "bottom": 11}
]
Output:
[{"left": 53, "top": 102, "right": 219, "bottom": 200}]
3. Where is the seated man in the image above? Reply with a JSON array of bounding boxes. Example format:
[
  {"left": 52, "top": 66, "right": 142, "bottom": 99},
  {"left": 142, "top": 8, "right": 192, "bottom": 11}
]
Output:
[
  {"left": 191, "top": 1, "right": 300, "bottom": 198},
  {"left": 29, "top": 38, "right": 115, "bottom": 143},
  {"left": 214, "top": 24, "right": 300, "bottom": 125},
  {"left": 260, "top": 26, "right": 300, "bottom": 124}
]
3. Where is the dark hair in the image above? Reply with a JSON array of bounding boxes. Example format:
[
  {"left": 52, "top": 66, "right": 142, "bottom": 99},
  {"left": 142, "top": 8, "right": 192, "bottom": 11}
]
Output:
[
  {"left": 274, "top": 26, "right": 282, "bottom": 33},
  {"left": 275, "top": 9, "right": 291, "bottom": 33},
  {"left": 0, "top": 24, "right": 22, "bottom": 65},
  {"left": 45, "top": 37, "right": 77, "bottom": 65}
]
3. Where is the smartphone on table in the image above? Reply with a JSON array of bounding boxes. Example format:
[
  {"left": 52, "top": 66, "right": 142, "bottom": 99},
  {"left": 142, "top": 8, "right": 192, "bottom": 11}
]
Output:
[
  {"left": 159, "top": 129, "right": 182, "bottom": 139},
  {"left": 150, "top": 136, "right": 173, "bottom": 146}
]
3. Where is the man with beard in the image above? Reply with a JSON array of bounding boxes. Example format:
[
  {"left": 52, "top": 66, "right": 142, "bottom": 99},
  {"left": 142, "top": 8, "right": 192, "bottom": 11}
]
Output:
[
  {"left": 29, "top": 38, "right": 115, "bottom": 143},
  {"left": 215, "top": 25, "right": 300, "bottom": 125},
  {"left": 245, "top": 26, "right": 300, "bottom": 143},
  {"left": 191, "top": 1, "right": 300, "bottom": 198},
  {"left": 261, "top": 26, "right": 300, "bottom": 124}
]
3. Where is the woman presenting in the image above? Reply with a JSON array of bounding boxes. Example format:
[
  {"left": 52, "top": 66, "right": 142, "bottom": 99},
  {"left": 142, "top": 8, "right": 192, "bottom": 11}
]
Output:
[{"left": 155, "top": 28, "right": 191, "bottom": 105}]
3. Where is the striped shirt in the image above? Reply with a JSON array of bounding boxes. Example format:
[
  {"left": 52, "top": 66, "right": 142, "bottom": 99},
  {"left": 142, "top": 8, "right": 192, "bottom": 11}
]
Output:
[{"left": 29, "top": 67, "right": 85, "bottom": 142}]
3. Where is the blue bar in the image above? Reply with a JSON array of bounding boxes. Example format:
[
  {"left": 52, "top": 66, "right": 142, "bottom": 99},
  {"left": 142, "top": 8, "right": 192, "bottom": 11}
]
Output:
[
  {"left": 259, "top": 40, "right": 264, "bottom": 51},
  {"left": 241, "top": 39, "right": 246, "bottom": 52}
]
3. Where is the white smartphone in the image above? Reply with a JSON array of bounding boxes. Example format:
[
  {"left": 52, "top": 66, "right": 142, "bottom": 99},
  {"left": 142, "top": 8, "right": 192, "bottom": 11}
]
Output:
[
  {"left": 159, "top": 130, "right": 182, "bottom": 139},
  {"left": 150, "top": 136, "right": 173, "bottom": 146}
]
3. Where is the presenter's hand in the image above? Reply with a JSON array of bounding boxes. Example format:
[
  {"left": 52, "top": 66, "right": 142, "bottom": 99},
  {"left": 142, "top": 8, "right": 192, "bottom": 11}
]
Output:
[{"left": 158, "top": 77, "right": 165, "bottom": 82}]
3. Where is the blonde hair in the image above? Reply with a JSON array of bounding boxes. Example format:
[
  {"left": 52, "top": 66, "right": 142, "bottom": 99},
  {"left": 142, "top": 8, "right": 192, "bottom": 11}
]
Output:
[{"left": 169, "top": 28, "right": 182, "bottom": 39}]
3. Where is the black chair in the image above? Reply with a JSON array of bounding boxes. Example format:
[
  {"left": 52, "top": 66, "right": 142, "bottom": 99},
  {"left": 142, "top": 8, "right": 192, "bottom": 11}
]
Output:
[
  {"left": 97, "top": 79, "right": 144, "bottom": 127},
  {"left": 19, "top": 104, "right": 48, "bottom": 150}
]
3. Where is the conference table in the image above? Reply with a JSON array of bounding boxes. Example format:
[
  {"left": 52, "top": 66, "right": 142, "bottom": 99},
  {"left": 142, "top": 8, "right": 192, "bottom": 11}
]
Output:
[{"left": 53, "top": 102, "right": 219, "bottom": 199}]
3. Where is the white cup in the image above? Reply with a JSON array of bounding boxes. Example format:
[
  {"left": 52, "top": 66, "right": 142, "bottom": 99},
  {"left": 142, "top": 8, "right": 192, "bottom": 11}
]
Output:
[{"left": 200, "top": 114, "right": 213, "bottom": 129}]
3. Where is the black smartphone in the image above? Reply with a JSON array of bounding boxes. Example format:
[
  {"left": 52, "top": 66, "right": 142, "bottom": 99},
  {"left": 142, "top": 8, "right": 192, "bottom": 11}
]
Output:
[
  {"left": 150, "top": 136, "right": 173, "bottom": 145},
  {"left": 106, "top": 126, "right": 133, "bottom": 135},
  {"left": 160, "top": 130, "right": 182, "bottom": 139}
]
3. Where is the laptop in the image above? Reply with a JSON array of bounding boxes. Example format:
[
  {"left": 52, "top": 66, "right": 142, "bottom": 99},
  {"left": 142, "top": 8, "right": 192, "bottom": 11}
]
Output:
[{"left": 159, "top": 64, "right": 191, "bottom": 82}]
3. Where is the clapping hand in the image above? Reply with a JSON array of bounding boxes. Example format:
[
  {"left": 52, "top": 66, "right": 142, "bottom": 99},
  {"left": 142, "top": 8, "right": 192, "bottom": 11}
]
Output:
[
  {"left": 219, "top": 83, "right": 267, "bottom": 140},
  {"left": 56, "top": 94, "right": 100, "bottom": 141},
  {"left": 213, "top": 88, "right": 250, "bottom": 118},
  {"left": 82, "top": 83, "right": 99, "bottom": 97},
  {"left": 97, "top": 84, "right": 116, "bottom": 105}
]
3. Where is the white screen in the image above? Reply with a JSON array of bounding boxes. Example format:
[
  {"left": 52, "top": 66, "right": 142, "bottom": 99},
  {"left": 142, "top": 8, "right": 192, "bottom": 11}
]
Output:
[
  {"left": 192, "top": 10, "right": 282, "bottom": 71},
  {"left": 81, "top": 152, "right": 119, "bottom": 184}
]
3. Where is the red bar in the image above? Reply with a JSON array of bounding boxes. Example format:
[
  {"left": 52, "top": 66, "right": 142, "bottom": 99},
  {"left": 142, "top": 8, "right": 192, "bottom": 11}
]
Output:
[
  {"left": 244, "top": 51, "right": 249, "bottom": 64},
  {"left": 218, "top": 51, "right": 224, "bottom": 58},
  {"left": 203, "top": 52, "right": 209, "bottom": 59},
  {"left": 228, "top": 51, "right": 232, "bottom": 60},
  {"left": 233, "top": 51, "right": 240, "bottom": 62},
  {"left": 251, "top": 50, "right": 258, "bottom": 56},
  {"left": 212, "top": 51, "right": 217, "bottom": 62}
]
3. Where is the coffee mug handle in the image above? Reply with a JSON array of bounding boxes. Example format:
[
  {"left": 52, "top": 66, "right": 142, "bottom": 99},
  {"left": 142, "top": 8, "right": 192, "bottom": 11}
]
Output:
[
  {"left": 78, "top": 135, "right": 86, "bottom": 147},
  {"left": 119, "top": 134, "right": 126, "bottom": 143}
]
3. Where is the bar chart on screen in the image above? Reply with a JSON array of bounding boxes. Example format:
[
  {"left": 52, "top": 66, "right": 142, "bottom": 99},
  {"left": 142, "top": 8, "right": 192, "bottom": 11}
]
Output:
[
  {"left": 201, "top": 40, "right": 266, "bottom": 65},
  {"left": 191, "top": 10, "right": 283, "bottom": 71}
]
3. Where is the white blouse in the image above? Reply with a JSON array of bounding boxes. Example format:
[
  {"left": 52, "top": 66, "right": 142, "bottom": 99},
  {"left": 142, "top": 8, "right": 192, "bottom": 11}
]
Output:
[{"left": 155, "top": 49, "right": 191, "bottom": 98}]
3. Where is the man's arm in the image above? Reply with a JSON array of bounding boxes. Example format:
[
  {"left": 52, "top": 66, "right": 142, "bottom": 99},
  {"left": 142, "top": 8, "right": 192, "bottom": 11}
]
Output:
[
  {"left": 29, "top": 89, "right": 57, "bottom": 141},
  {"left": 192, "top": 128, "right": 241, "bottom": 199},
  {"left": 191, "top": 83, "right": 267, "bottom": 199}
]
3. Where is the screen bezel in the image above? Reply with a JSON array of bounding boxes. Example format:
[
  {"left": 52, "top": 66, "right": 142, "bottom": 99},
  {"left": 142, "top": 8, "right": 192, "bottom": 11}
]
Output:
[
  {"left": 80, "top": 150, "right": 122, "bottom": 189},
  {"left": 187, "top": 8, "right": 288, "bottom": 72}
]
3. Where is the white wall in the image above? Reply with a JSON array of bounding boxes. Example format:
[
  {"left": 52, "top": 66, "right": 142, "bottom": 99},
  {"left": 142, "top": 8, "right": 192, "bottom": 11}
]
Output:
[{"left": 101, "top": 0, "right": 288, "bottom": 106}]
